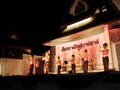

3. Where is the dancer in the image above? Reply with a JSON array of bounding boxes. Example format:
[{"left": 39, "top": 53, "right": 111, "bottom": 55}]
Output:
[
  {"left": 99, "top": 43, "right": 109, "bottom": 71},
  {"left": 82, "top": 49, "right": 89, "bottom": 73},
  {"left": 44, "top": 51, "right": 50, "bottom": 74},
  {"left": 26, "top": 55, "right": 35, "bottom": 75},
  {"left": 56, "top": 56, "right": 62, "bottom": 74},
  {"left": 70, "top": 54, "right": 76, "bottom": 74}
]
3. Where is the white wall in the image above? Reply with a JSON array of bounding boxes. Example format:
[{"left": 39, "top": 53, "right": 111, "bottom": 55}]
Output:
[{"left": 0, "top": 54, "right": 42, "bottom": 76}]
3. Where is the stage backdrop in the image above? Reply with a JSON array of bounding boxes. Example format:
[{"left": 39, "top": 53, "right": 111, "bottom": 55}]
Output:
[{"left": 54, "top": 26, "right": 113, "bottom": 72}]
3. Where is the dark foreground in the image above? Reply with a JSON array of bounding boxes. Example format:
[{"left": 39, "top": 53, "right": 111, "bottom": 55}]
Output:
[{"left": 0, "top": 70, "right": 120, "bottom": 90}]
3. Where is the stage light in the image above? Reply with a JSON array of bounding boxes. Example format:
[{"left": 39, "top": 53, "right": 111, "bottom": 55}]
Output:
[{"left": 62, "top": 16, "right": 94, "bottom": 33}]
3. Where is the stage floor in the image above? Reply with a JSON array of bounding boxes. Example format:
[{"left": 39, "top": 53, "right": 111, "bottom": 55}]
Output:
[{"left": 48, "top": 69, "right": 104, "bottom": 74}]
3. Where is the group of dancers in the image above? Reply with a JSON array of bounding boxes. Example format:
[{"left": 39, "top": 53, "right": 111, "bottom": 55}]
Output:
[
  {"left": 25, "top": 43, "right": 109, "bottom": 75},
  {"left": 56, "top": 43, "right": 109, "bottom": 74},
  {"left": 26, "top": 51, "right": 50, "bottom": 75}
]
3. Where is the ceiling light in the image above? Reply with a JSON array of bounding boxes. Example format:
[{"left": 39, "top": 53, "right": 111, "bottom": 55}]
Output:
[{"left": 62, "top": 16, "right": 94, "bottom": 33}]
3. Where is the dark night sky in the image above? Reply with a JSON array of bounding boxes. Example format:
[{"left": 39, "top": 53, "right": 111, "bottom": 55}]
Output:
[{"left": 1, "top": 0, "right": 120, "bottom": 50}]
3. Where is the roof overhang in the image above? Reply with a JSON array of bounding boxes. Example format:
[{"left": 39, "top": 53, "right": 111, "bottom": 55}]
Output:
[{"left": 43, "top": 24, "right": 103, "bottom": 46}]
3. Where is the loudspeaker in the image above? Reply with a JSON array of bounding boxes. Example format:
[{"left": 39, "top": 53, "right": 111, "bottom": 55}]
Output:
[{"left": 69, "top": 70, "right": 73, "bottom": 74}]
